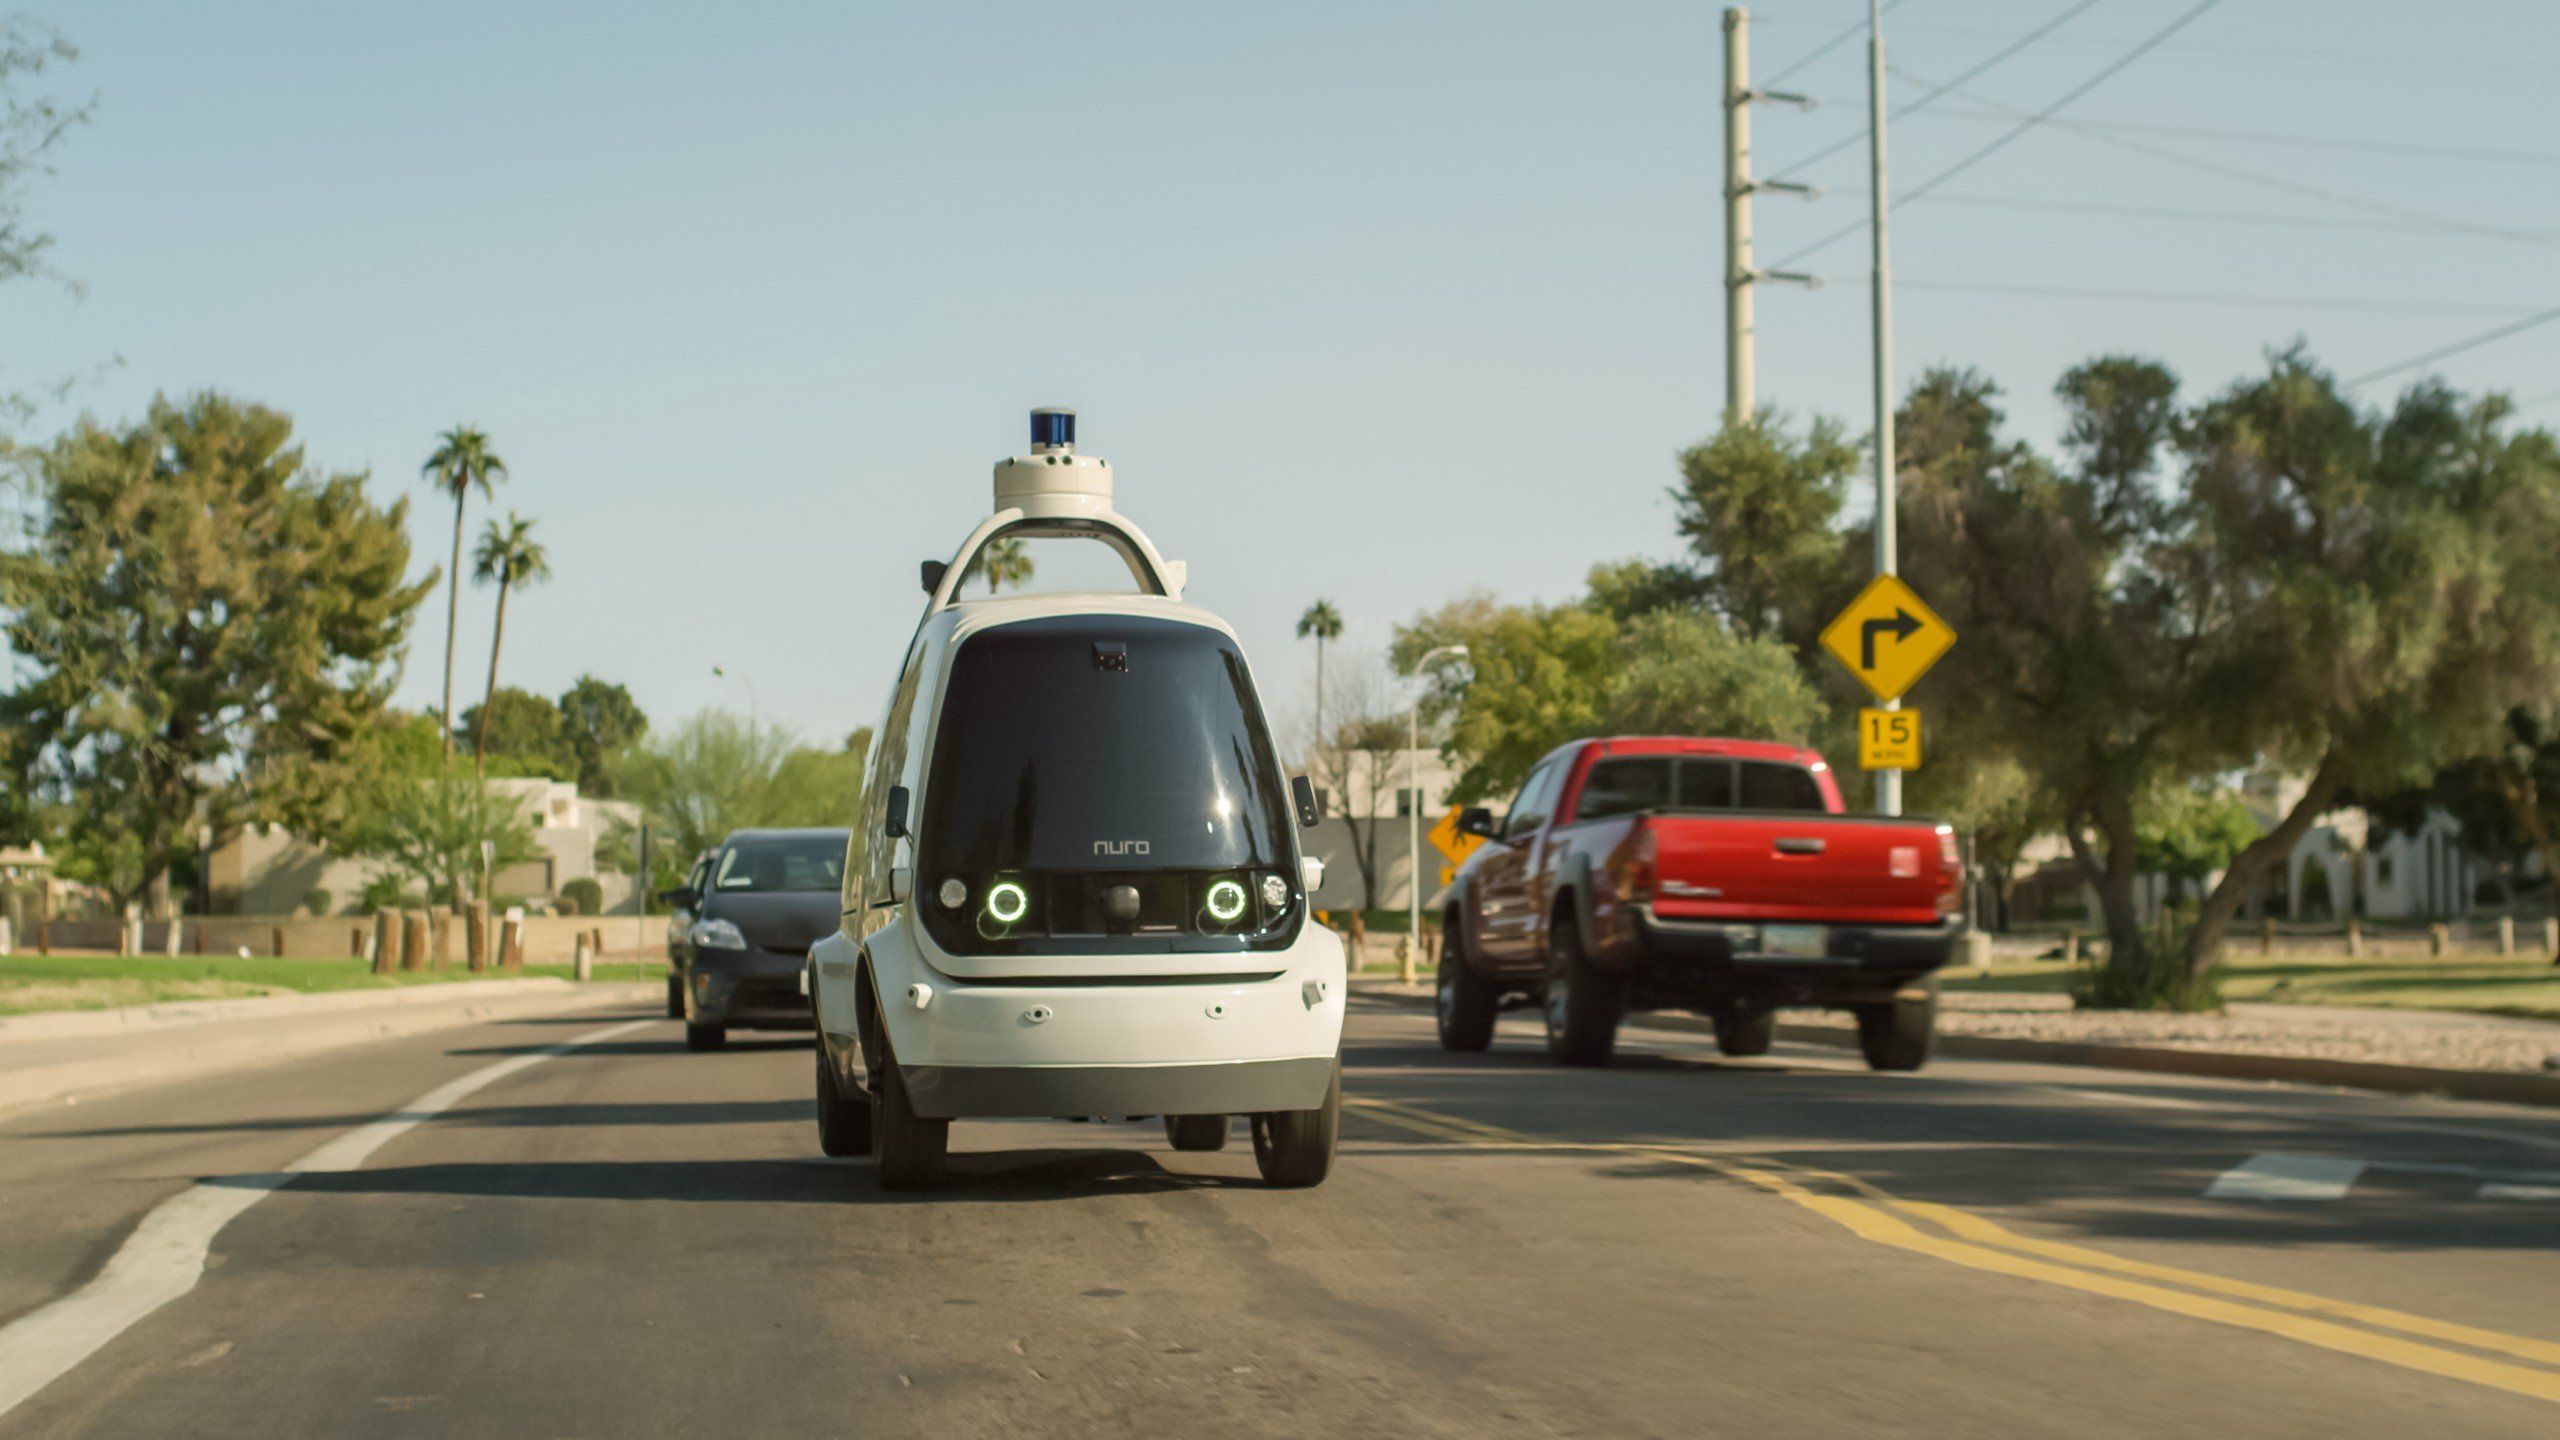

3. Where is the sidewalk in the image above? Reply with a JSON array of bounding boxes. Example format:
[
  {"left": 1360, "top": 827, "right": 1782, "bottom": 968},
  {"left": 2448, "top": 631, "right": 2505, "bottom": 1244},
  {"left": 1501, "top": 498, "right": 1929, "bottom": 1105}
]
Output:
[
  {"left": 1352, "top": 975, "right": 2560, "bottom": 1108},
  {"left": 0, "top": 978, "right": 657, "bottom": 1117}
]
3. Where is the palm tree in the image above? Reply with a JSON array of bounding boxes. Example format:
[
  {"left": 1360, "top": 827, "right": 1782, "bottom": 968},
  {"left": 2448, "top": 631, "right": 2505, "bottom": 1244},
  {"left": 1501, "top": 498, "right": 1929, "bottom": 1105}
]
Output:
[
  {"left": 1297, "top": 598, "right": 1344, "bottom": 742},
  {"left": 982, "top": 536, "right": 1034, "bottom": 594},
  {"left": 422, "top": 427, "right": 508, "bottom": 761},
  {"left": 470, "top": 514, "right": 551, "bottom": 772}
]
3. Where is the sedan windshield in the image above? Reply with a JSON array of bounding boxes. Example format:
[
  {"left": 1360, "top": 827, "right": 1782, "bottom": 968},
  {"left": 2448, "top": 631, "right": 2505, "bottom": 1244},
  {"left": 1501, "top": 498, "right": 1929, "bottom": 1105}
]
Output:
[{"left": 712, "top": 837, "right": 846, "bottom": 893}]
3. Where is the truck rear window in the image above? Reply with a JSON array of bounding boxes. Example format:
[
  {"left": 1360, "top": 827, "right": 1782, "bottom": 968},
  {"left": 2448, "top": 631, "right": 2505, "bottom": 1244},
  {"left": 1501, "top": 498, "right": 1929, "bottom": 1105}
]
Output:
[{"left": 1571, "top": 755, "right": 1827, "bottom": 821}]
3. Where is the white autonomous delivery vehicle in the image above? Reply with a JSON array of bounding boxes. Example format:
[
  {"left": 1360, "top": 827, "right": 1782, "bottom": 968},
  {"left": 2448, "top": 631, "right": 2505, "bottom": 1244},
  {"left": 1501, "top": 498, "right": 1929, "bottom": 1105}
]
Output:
[{"left": 807, "top": 409, "right": 1348, "bottom": 1190}]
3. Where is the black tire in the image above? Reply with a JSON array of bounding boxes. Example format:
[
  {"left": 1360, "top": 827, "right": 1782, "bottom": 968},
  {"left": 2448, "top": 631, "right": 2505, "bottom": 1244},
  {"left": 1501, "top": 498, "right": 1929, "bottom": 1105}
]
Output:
[
  {"left": 1250, "top": 1059, "right": 1340, "bottom": 1188},
  {"left": 665, "top": 974, "right": 684, "bottom": 1019},
  {"left": 1434, "top": 914, "right": 1498, "bottom": 1053},
  {"left": 684, "top": 1021, "right": 727, "bottom": 1052},
  {"left": 1541, "top": 909, "right": 1625, "bottom": 1067},
  {"left": 871, "top": 1030, "right": 949, "bottom": 1190},
  {"left": 1165, "top": 1114, "right": 1230, "bottom": 1152},
  {"left": 815, "top": 1044, "right": 872, "bottom": 1157},
  {"left": 1713, "top": 1007, "right": 1777, "bottom": 1057},
  {"left": 1855, "top": 989, "right": 1936, "bottom": 1072}
]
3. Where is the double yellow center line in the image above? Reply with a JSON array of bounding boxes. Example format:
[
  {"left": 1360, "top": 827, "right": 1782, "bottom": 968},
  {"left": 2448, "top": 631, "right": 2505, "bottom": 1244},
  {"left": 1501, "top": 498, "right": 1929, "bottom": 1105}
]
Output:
[{"left": 1346, "top": 1095, "right": 2560, "bottom": 1406}]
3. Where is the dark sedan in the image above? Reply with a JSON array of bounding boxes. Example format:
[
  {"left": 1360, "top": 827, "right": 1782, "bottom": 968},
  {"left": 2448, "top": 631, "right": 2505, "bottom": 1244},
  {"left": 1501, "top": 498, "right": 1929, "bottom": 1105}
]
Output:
[{"left": 667, "top": 828, "right": 849, "bottom": 1051}]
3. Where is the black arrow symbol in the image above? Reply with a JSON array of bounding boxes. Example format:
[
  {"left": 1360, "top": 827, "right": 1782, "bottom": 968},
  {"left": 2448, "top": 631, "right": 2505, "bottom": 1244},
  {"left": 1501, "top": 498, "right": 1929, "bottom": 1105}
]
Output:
[{"left": 1860, "top": 609, "right": 1922, "bottom": 669}]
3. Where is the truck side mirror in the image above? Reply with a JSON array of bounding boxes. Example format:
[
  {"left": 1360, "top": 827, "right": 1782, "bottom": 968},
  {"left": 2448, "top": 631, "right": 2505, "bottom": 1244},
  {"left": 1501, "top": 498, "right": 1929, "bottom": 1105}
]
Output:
[
  {"left": 657, "top": 885, "right": 697, "bottom": 909},
  {"left": 1458, "top": 806, "right": 1496, "bottom": 838},
  {"left": 884, "top": 785, "right": 911, "bottom": 840},
  {"left": 919, "top": 559, "right": 947, "bottom": 595},
  {"left": 1290, "top": 775, "right": 1323, "bottom": 828}
]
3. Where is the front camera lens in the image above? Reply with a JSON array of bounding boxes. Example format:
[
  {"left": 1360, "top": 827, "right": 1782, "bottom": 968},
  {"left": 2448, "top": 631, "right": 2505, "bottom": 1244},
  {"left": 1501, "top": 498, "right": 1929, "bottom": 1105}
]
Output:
[
  {"left": 985, "top": 881, "right": 1029, "bottom": 924},
  {"left": 1205, "top": 878, "right": 1247, "bottom": 923}
]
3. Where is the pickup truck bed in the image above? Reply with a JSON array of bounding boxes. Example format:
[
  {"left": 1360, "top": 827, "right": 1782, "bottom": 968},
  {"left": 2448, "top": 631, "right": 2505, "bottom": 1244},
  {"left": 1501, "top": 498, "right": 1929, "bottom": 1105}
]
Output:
[{"left": 1436, "top": 735, "right": 1962, "bottom": 1070}]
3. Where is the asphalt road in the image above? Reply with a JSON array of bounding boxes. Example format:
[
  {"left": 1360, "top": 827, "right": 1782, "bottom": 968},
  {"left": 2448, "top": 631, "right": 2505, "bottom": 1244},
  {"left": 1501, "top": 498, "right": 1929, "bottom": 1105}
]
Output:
[{"left": 4, "top": 997, "right": 2558, "bottom": 1438}]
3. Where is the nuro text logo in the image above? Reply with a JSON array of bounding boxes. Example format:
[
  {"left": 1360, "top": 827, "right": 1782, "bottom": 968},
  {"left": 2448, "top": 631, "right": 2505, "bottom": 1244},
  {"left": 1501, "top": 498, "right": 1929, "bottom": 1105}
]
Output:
[{"left": 1093, "top": 840, "right": 1152, "bottom": 857}]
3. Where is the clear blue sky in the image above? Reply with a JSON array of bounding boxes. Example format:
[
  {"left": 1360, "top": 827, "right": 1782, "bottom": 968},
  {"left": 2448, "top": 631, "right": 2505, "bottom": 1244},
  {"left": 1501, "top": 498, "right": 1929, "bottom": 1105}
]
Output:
[{"left": 10, "top": 1, "right": 2556, "bottom": 749}]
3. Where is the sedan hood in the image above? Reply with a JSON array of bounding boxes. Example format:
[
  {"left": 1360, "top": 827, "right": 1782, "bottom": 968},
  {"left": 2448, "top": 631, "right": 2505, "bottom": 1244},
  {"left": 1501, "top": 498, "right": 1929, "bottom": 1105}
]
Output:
[{"left": 701, "top": 890, "right": 841, "bottom": 954}]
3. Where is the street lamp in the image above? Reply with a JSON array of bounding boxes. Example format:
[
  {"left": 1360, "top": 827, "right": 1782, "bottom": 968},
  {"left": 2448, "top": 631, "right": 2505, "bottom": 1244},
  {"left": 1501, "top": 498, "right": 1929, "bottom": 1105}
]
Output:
[
  {"left": 1405, "top": 644, "right": 1469, "bottom": 984},
  {"left": 712, "top": 664, "right": 760, "bottom": 735}
]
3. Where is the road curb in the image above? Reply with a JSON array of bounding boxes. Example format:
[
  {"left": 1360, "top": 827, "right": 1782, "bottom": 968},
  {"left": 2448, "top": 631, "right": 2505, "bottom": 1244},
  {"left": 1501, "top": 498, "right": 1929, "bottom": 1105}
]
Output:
[
  {"left": 1349, "top": 980, "right": 2560, "bottom": 1110},
  {"left": 0, "top": 981, "right": 657, "bottom": 1118},
  {"left": 0, "top": 977, "right": 598, "bottom": 1041}
]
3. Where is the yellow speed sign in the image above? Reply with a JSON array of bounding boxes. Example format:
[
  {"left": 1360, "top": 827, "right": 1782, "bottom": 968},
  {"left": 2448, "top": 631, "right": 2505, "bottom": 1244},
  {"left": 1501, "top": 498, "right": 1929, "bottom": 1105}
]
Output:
[{"left": 1858, "top": 707, "right": 1921, "bottom": 771}]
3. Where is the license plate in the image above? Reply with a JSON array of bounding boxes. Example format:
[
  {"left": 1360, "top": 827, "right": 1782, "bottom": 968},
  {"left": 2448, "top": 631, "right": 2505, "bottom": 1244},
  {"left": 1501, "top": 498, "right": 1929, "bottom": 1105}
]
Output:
[
  {"left": 1760, "top": 924, "right": 1828, "bottom": 958},
  {"left": 797, "top": 969, "right": 810, "bottom": 996}
]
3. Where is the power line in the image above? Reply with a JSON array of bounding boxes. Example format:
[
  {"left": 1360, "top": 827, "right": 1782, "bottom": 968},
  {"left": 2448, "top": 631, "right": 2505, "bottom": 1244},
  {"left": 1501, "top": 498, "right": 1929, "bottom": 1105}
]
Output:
[
  {"left": 1766, "top": 0, "right": 2102, "bottom": 182},
  {"left": 1759, "top": 0, "right": 1912, "bottom": 88},
  {"left": 1886, "top": 72, "right": 2560, "bottom": 253},
  {"left": 1924, "top": 193, "right": 2560, "bottom": 240},
  {"left": 1896, "top": 279, "right": 2546, "bottom": 317},
  {"left": 1867, "top": 106, "right": 2560, "bottom": 167},
  {"left": 2347, "top": 308, "right": 2560, "bottom": 388},
  {"left": 1768, "top": 0, "right": 2233, "bottom": 270}
]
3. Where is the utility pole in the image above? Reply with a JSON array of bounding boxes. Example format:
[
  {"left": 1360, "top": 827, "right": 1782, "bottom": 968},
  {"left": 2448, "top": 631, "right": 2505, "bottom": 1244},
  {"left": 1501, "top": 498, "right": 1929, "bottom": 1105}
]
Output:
[
  {"left": 1866, "top": 0, "right": 1902, "bottom": 818},
  {"left": 1722, "top": 7, "right": 1820, "bottom": 428}
]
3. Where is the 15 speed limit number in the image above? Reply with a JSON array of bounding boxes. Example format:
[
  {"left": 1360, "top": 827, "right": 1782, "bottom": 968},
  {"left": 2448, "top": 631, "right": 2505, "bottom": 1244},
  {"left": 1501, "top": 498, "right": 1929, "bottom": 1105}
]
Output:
[{"left": 1858, "top": 707, "right": 1920, "bottom": 771}]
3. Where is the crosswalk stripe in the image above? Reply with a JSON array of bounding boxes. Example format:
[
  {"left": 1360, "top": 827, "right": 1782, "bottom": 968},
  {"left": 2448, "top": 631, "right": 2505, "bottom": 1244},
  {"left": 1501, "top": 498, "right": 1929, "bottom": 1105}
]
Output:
[
  {"left": 2206, "top": 1154, "right": 2366, "bottom": 1201},
  {"left": 2478, "top": 1182, "right": 2560, "bottom": 1201}
]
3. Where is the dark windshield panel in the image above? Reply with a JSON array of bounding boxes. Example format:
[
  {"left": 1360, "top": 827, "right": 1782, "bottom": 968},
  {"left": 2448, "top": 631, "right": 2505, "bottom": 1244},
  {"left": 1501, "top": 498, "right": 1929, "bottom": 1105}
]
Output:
[
  {"left": 921, "top": 616, "right": 1292, "bottom": 875},
  {"left": 713, "top": 836, "right": 847, "bottom": 893},
  {"left": 1737, "top": 761, "right": 1825, "bottom": 812},
  {"left": 1575, "top": 758, "right": 1669, "bottom": 821}
]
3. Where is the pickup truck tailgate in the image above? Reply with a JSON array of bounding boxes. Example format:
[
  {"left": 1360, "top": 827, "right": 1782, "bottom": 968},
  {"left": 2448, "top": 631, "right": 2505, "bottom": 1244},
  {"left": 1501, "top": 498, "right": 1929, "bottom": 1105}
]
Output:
[{"left": 1650, "top": 814, "right": 1949, "bottom": 926}]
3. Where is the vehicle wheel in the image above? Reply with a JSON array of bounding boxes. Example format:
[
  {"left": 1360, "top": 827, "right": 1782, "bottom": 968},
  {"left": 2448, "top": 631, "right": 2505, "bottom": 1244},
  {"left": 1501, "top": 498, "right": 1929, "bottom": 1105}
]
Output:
[
  {"left": 1165, "top": 1114, "right": 1230, "bottom": 1152},
  {"left": 665, "top": 975, "right": 684, "bottom": 1019},
  {"left": 815, "top": 1044, "right": 872, "bottom": 1157},
  {"left": 1542, "top": 911, "right": 1625, "bottom": 1067},
  {"left": 1434, "top": 915, "right": 1498, "bottom": 1053},
  {"left": 1713, "top": 1007, "right": 1777, "bottom": 1057},
  {"left": 1250, "top": 1059, "right": 1339, "bottom": 1188},
  {"left": 684, "top": 1022, "right": 727, "bottom": 1052},
  {"left": 1855, "top": 989, "right": 1936, "bottom": 1072},
  {"left": 871, "top": 1031, "right": 949, "bottom": 1190}
]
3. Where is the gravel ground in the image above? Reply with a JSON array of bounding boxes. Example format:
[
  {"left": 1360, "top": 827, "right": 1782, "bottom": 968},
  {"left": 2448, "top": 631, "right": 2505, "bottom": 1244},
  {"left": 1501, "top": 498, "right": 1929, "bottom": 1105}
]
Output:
[{"left": 1785, "top": 991, "right": 2560, "bottom": 1075}]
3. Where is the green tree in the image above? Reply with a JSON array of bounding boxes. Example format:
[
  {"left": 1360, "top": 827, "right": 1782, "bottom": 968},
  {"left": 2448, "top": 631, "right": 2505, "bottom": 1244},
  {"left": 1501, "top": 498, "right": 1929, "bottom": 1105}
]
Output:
[
  {"left": 457, "top": 686, "right": 568, "bottom": 775},
  {"left": 2134, "top": 783, "right": 2262, "bottom": 904},
  {"left": 613, "top": 709, "right": 802, "bottom": 860},
  {"left": 469, "top": 513, "right": 548, "bottom": 772},
  {"left": 1601, "top": 611, "right": 1825, "bottom": 744},
  {"left": 979, "top": 535, "right": 1033, "bottom": 594},
  {"left": 0, "top": 19, "right": 92, "bottom": 437},
  {"left": 1671, "top": 413, "right": 1860, "bottom": 649},
  {"left": 0, "top": 395, "right": 431, "bottom": 916},
  {"left": 341, "top": 755, "right": 544, "bottom": 907},
  {"left": 1297, "top": 598, "right": 1344, "bottom": 746},
  {"left": 421, "top": 427, "right": 506, "bottom": 759},
  {"left": 558, "top": 676, "right": 648, "bottom": 795},
  {"left": 1393, "top": 597, "right": 1615, "bottom": 803}
]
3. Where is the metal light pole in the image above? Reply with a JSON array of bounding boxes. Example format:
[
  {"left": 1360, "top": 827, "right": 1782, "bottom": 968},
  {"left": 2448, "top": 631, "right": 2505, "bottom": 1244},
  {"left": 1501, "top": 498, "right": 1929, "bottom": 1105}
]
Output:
[
  {"left": 712, "top": 664, "right": 761, "bottom": 738},
  {"left": 1405, "top": 644, "right": 1469, "bottom": 983},
  {"left": 1866, "top": 0, "right": 1903, "bottom": 818}
]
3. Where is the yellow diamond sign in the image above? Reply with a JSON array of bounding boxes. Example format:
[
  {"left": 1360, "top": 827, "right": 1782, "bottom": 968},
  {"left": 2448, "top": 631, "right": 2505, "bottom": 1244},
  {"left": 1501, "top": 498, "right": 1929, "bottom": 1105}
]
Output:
[
  {"left": 1820, "top": 574, "right": 1955, "bottom": 702},
  {"left": 1426, "top": 806, "right": 1486, "bottom": 867}
]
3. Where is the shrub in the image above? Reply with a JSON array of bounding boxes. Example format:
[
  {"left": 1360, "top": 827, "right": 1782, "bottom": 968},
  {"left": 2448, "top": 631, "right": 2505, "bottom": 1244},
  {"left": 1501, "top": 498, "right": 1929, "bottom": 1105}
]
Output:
[
  {"left": 2070, "top": 904, "right": 2223, "bottom": 1012},
  {"left": 359, "top": 873, "right": 407, "bottom": 912},
  {"left": 303, "top": 887, "right": 333, "bottom": 917},
  {"left": 559, "top": 878, "right": 604, "bottom": 917}
]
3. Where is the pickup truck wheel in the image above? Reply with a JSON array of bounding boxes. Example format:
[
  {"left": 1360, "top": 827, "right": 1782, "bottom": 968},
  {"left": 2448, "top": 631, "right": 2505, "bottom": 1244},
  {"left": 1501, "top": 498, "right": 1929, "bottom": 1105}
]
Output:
[
  {"left": 1435, "top": 916, "right": 1498, "bottom": 1053},
  {"left": 1542, "top": 914, "right": 1625, "bottom": 1067},
  {"left": 1713, "top": 1007, "right": 1777, "bottom": 1057},
  {"left": 871, "top": 1031, "right": 949, "bottom": 1190},
  {"left": 1855, "top": 991, "right": 1936, "bottom": 1072},
  {"left": 684, "top": 1022, "right": 726, "bottom": 1052},
  {"left": 1250, "top": 1057, "right": 1340, "bottom": 1188},
  {"left": 1165, "top": 1114, "right": 1230, "bottom": 1152},
  {"left": 815, "top": 1044, "right": 872, "bottom": 1157}
]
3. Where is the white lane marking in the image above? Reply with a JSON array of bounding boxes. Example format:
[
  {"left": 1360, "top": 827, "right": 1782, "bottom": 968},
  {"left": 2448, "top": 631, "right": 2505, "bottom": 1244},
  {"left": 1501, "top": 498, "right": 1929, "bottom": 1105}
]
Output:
[
  {"left": 2479, "top": 1183, "right": 2560, "bottom": 1202},
  {"left": 2206, "top": 1153, "right": 2367, "bottom": 1201},
  {"left": 0, "top": 1017, "right": 654, "bottom": 1420}
]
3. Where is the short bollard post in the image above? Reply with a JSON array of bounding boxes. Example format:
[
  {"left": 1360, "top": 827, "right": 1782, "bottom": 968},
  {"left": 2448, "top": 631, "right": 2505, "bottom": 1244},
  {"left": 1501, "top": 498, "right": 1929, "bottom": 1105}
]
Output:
[
  {"left": 2547, "top": 916, "right": 2559, "bottom": 964},
  {"left": 270, "top": 924, "right": 287, "bottom": 959},
  {"left": 0, "top": 916, "right": 12, "bottom": 958},
  {"left": 2062, "top": 929, "right": 2080, "bottom": 966},
  {"left": 38, "top": 920, "right": 52, "bottom": 956},
  {"left": 2499, "top": 916, "right": 2516, "bottom": 957},
  {"left": 2427, "top": 922, "right": 2448, "bottom": 959},
  {"left": 500, "top": 912, "right": 524, "bottom": 970},
  {"left": 466, "top": 902, "right": 490, "bottom": 972},
  {"left": 1964, "top": 929, "right": 1992, "bottom": 973},
  {"left": 2346, "top": 917, "right": 2363, "bottom": 958},
  {"left": 164, "top": 918, "right": 183, "bottom": 957},
  {"left": 401, "top": 911, "right": 429, "bottom": 972},
  {"left": 370, "top": 911, "right": 396, "bottom": 974},
  {"left": 2260, "top": 917, "right": 2275, "bottom": 955},
  {"left": 573, "top": 930, "right": 594, "bottom": 983}
]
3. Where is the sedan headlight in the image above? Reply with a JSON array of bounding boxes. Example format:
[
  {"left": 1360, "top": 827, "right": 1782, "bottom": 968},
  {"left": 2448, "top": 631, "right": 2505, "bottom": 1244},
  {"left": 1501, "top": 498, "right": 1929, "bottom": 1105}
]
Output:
[{"left": 690, "top": 917, "right": 747, "bottom": 950}]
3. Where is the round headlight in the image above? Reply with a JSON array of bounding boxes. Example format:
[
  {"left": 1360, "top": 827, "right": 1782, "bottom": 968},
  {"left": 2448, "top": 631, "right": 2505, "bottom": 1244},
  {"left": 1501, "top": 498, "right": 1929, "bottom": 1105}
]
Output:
[
  {"left": 1205, "top": 878, "right": 1248, "bottom": 923},
  {"left": 937, "top": 877, "right": 968, "bottom": 910},
  {"left": 984, "top": 880, "right": 1029, "bottom": 924},
  {"left": 1261, "top": 874, "right": 1288, "bottom": 909}
]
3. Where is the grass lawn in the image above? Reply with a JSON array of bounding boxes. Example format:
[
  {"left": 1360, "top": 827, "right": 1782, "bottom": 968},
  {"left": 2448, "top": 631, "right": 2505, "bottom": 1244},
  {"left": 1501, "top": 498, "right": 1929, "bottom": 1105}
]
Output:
[
  {"left": 0, "top": 954, "right": 661, "bottom": 1017},
  {"left": 1951, "top": 949, "right": 2560, "bottom": 1022}
]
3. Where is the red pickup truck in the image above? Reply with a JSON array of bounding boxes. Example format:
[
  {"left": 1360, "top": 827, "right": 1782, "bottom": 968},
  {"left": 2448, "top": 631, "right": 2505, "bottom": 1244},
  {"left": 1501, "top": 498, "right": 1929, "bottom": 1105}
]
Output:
[{"left": 1435, "top": 736, "right": 1962, "bottom": 1070}]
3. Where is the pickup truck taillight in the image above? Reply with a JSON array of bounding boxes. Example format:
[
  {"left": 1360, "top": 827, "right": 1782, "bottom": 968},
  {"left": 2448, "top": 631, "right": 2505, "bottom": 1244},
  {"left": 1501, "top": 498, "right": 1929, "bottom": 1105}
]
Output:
[
  {"left": 1935, "top": 825, "right": 1962, "bottom": 914},
  {"left": 1621, "top": 826, "right": 1657, "bottom": 905}
]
